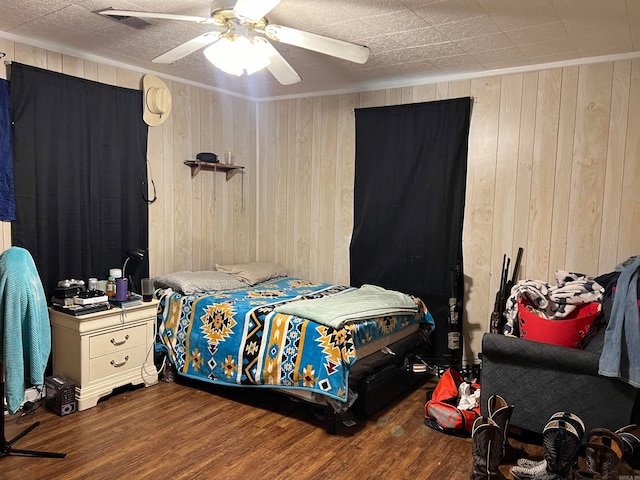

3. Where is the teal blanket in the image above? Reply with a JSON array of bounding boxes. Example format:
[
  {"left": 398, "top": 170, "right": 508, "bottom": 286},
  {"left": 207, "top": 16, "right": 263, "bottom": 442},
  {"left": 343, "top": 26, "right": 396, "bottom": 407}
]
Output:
[
  {"left": 273, "top": 284, "right": 419, "bottom": 328},
  {"left": 0, "top": 247, "right": 51, "bottom": 414}
]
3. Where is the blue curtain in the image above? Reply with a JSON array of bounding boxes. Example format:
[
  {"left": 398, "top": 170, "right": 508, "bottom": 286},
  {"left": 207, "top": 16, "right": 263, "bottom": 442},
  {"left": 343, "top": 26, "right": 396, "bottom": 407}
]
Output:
[{"left": 0, "top": 79, "right": 16, "bottom": 221}]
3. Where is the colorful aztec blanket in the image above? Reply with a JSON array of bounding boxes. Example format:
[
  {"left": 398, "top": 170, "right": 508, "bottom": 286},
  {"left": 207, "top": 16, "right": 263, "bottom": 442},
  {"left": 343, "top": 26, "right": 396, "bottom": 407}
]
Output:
[{"left": 158, "top": 277, "right": 435, "bottom": 403}]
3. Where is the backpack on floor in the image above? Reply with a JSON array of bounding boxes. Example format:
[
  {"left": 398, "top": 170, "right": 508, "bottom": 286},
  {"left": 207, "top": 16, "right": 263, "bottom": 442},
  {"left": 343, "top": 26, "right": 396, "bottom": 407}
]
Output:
[{"left": 423, "top": 367, "right": 480, "bottom": 437}]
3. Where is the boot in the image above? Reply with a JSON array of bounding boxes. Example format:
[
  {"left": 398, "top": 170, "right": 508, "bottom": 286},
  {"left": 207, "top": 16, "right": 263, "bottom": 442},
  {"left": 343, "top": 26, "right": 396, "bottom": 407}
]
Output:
[
  {"left": 511, "top": 415, "right": 583, "bottom": 480},
  {"left": 543, "top": 417, "right": 583, "bottom": 479},
  {"left": 616, "top": 424, "right": 640, "bottom": 470},
  {"left": 551, "top": 412, "right": 585, "bottom": 440},
  {"left": 487, "top": 394, "right": 529, "bottom": 464},
  {"left": 470, "top": 416, "right": 508, "bottom": 480},
  {"left": 512, "top": 412, "right": 585, "bottom": 476},
  {"left": 581, "top": 428, "right": 625, "bottom": 480}
]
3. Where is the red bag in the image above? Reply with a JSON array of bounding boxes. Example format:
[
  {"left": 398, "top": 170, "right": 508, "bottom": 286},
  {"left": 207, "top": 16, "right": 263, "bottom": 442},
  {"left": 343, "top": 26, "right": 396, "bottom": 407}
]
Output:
[{"left": 423, "top": 367, "right": 480, "bottom": 437}]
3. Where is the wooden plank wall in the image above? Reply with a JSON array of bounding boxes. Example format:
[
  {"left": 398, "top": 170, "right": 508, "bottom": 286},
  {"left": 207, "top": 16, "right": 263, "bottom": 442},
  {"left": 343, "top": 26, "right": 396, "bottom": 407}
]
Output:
[
  {"left": 2, "top": 35, "right": 639, "bottom": 361},
  {"left": 257, "top": 59, "right": 640, "bottom": 362},
  {"left": 0, "top": 38, "right": 257, "bottom": 280}
]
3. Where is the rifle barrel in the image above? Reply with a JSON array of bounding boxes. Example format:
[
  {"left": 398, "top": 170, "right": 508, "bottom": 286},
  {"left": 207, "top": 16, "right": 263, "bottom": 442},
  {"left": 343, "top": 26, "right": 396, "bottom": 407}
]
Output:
[{"left": 511, "top": 247, "right": 524, "bottom": 283}]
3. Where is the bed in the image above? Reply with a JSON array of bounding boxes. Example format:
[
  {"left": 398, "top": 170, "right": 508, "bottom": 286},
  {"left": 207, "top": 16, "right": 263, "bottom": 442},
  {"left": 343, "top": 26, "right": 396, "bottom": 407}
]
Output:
[{"left": 153, "top": 263, "right": 435, "bottom": 430}]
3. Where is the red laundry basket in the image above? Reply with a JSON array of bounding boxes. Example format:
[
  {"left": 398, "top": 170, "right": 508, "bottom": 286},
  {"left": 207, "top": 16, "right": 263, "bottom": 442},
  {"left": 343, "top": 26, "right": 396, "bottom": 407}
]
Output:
[{"left": 517, "top": 299, "right": 601, "bottom": 349}]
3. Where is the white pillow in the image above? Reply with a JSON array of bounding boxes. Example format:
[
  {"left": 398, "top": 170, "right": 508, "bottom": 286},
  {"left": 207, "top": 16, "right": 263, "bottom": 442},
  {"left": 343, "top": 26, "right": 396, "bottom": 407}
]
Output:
[
  {"left": 153, "top": 270, "right": 247, "bottom": 294},
  {"left": 215, "top": 262, "right": 288, "bottom": 286}
]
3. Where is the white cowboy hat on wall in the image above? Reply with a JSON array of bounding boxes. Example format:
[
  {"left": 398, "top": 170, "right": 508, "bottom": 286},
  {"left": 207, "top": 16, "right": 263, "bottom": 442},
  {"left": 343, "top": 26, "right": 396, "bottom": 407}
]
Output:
[{"left": 142, "top": 75, "right": 172, "bottom": 127}]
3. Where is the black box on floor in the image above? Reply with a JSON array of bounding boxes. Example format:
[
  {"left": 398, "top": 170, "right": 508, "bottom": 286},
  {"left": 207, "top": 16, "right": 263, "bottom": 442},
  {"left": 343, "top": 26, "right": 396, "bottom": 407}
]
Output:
[
  {"left": 45, "top": 374, "right": 77, "bottom": 416},
  {"left": 354, "top": 362, "right": 429, "bottom": 418}
]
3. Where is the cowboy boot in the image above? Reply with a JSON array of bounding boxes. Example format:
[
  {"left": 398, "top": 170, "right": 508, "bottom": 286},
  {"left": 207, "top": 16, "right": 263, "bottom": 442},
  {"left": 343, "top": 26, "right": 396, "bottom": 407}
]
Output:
[
  {"left": 470, "top": 416, "right": 508, "bottom": 480},
  {"left": 487, "top": 394, "right": 528, "bottom": 464},
  {"left": 544, "top": 417, "right": 583, "bottom": 479},
  {"left": 512, "top": 415, "right": 583, "bottom": 480},
  {"left": 512, "top": 412, "right": 586, "bottom": 476},
  {"left": 582, "top": 428, "right": 625, "bottom": 480},
  {"left": 616, "top": 424, "right": 640, "bottom": 470},
  {"left": 552, "top": 412, "right": 585, "bottom": 441}
]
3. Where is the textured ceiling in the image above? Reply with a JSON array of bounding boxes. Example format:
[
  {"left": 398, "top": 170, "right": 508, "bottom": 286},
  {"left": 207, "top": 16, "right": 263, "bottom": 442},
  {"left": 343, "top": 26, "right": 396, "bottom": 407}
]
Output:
[{"left": 1, "top": 0, "right": 639, "bottom": 100}]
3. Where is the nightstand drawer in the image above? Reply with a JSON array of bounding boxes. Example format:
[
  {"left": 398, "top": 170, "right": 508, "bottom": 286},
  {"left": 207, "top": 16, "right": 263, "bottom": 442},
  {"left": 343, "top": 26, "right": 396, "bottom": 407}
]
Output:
[
  {"left": 89, "top": 345, "right": 147, "bottom": 382},
  {"left": 89, "top": 325, "right": 146, "bottom": 358}
]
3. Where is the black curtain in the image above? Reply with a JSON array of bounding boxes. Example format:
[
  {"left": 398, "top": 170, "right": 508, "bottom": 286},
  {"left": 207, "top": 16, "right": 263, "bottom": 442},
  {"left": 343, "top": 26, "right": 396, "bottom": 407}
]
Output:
[
  {"left": 10, "top": 63, "right": 149, "bottom": 300},
  {"left": 350, "top": 97, "right": 471, "bottom": 365},
  {"left": 0, "top": 79, "right": 16, "bottom": 221}
]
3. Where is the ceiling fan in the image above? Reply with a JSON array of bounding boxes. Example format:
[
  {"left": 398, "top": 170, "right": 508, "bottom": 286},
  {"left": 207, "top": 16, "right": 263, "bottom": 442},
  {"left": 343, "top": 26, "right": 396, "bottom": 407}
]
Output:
[{"left": 99, "top": 0, "right": 370, "bottom": 85}]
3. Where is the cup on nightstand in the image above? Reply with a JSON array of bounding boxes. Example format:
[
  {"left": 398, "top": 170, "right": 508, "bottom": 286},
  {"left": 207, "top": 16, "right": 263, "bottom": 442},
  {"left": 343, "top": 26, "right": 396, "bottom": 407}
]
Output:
[
  {"left": 115, "top": 277, "right": 128, "bottom": 301},
  {"left": 141, "top": 278, "right": 154, "bottom": 302}
]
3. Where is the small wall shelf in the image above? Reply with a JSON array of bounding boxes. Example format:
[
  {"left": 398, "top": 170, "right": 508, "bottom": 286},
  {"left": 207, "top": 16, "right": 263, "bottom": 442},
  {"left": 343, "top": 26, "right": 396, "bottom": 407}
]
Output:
[{"left": 184, "top": 160, "right": 244, "bottom": 181}]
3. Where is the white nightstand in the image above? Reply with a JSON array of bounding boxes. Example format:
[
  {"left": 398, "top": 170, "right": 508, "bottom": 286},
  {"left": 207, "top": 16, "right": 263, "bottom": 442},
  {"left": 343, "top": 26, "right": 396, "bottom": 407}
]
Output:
[{"left": 49, "top": 300, "right": 159, "bottom": 411}]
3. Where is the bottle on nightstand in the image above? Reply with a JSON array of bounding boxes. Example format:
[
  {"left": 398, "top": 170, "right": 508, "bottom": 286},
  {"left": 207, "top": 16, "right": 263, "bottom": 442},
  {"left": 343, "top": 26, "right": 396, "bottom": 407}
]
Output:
[{"left": 106, "top": 276, "right": 116, "bottom": 298}]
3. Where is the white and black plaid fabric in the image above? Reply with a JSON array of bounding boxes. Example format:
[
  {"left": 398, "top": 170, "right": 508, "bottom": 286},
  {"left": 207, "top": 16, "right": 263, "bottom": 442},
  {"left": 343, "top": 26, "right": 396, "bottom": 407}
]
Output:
[{"left": 502, "top": 270, "right": 604, "bottom": 336}]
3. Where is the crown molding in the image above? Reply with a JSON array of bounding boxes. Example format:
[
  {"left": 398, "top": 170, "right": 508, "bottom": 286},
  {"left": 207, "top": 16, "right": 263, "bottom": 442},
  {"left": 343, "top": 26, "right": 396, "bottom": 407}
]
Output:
[{"left": 2, "top": 30, "right": 640, "bottom": 103}]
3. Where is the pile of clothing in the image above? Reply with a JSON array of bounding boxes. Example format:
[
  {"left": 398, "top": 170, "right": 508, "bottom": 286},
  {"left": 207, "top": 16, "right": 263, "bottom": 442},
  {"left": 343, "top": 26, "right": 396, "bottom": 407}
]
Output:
[{"left": 502, "top": 270, "right": 604, "bottom": 337}]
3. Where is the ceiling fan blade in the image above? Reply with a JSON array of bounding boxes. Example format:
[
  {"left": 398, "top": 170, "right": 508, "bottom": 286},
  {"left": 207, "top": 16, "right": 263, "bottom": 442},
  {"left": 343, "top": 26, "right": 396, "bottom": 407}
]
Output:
[
  {"left": 153, "top": 32, "right": 222, "bottom": 64},
  {"left": 261, "top": 40, "right": 301, "bottom": 85},
  {"left": 97, "top": 8, "right": 217, "bottom": 25},
  {"left": 233, "top": 0, "right": 281, "bottom": 22},
  {"left": 264, "top": 25, "right": 370, "bottom": 64}
]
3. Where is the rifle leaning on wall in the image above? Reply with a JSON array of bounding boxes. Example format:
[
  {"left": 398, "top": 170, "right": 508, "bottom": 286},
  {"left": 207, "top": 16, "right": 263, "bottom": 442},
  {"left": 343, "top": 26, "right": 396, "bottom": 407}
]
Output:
[
  {"left": 489, "top": 247, "right": 524, "bottom": 334},
  {"left": 489, "top": 255, "right": 508, "bottom": 334}
]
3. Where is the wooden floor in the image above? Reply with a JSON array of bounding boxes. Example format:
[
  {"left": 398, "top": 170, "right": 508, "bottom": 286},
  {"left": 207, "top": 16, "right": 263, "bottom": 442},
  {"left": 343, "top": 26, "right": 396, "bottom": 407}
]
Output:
[{"left": 0, "top": 377, "right": 554, "bottom": 480}]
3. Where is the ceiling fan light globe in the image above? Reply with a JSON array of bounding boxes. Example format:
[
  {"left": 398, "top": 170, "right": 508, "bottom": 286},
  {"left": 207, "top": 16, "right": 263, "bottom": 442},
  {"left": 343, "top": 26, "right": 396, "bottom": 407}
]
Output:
[
  {"left": 204, "top": 38, "right": 243, "bottom": 76},
  {"left": 204, "top": 34, "right": 271, "bottom": 77}
]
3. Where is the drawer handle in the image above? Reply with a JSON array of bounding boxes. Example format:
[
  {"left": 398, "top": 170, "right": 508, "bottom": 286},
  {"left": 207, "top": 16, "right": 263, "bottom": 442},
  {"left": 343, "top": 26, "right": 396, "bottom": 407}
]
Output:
[
  {"left": 110, "top": 335, "right": 129, "bottom": 346},
  {"left": 110, "top": 356, "right": 129, "bottom": 368}
]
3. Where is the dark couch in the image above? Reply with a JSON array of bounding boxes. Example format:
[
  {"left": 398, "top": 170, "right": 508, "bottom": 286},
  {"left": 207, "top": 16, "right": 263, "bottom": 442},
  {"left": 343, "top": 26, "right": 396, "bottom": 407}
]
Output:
[{"left": 479, "top": 332, "right": 639, "bottom": 441}]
